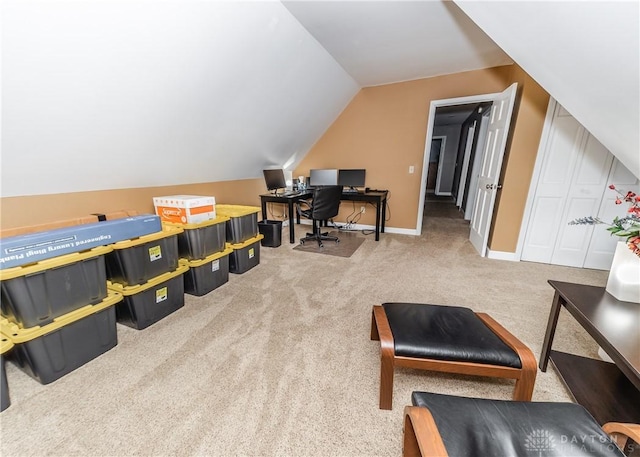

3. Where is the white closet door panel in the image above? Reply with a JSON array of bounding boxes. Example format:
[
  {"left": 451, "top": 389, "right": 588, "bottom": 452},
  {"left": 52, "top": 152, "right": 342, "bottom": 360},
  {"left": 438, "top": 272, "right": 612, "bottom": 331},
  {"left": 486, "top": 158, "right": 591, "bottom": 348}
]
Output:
[
  {"left": 584, "top": 159, "right": 640, "bottom": 269},
  {"left": 520, "top": 105, "right": 583, "bottom": 262},
  {"left": 551, "top": 197, "right": 600, "bottom": 266},
  {"left": 551, "top": 136, "right": 614, "bottom": 267},
  {"left": 520, "top": 197, "right": 566, "bottom": 262}
]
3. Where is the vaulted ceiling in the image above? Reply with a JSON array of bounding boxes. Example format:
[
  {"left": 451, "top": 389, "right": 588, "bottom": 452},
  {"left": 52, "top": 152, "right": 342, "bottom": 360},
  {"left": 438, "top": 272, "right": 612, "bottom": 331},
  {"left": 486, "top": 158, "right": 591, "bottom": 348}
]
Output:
[{"left": 2, "top": 1, "right": 638, "bottom": 198}]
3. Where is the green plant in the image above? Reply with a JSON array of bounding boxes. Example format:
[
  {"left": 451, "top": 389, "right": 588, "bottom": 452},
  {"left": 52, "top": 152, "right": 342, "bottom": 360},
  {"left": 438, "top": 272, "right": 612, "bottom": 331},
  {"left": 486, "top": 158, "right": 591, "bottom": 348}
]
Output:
[{"left": 569, "top": 185, "right": 640, "bottom": 257}]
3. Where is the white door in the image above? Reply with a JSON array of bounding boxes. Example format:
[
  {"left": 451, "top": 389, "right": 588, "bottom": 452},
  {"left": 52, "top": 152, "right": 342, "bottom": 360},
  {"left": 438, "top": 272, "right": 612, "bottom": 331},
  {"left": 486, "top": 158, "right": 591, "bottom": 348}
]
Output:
[
  {"left": 520, "top": 100, "right": 639, "bottom": 269},
  {"left": 456, "top": 122, "right": 476, "bottom": 207},
  {"left": 469, "top": 83, "right": 518, "bottom": 256}
]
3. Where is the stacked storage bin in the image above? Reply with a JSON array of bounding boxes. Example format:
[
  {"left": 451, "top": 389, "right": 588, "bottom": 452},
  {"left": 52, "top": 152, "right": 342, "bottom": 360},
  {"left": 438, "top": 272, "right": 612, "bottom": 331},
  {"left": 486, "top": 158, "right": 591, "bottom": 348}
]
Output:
[
  {"left": 215, "top": 205, "right": 264, "bottom": 274},
  {"left": 105, "top": 225, "right": 187, "bottom": 330},
  {"left": 165, "top": 218, "right": 233, "bottom": 297},
  {"left": 0, "top": 246, "right": 123, "bottom": 385},
  {"left": 1, "top": 334, "right": 14, "bottom": 411}
]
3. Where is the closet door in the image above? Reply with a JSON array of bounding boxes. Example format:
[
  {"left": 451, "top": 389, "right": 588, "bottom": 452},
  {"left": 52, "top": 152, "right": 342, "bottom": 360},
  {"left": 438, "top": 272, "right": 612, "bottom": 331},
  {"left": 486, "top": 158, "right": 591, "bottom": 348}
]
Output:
[
  {"left": 520, "top": 105, "right": 584, "bottom": 263},
  {"left": 520, "top": 101, "right": 638, "bottom": 270},
  {"left": 550, "top": 134, "right": 613, "bottom": 267},
  {"left": 583, "top": 160, "right": 640, "bottom": 269}
]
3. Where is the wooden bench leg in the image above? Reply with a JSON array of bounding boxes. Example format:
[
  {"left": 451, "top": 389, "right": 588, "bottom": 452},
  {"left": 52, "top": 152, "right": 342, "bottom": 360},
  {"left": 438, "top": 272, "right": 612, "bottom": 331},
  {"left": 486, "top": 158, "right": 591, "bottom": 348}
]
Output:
[
  {"left": 512, "top": 360, "right": 537, "bottom": 401},
  {"left": 380, "top": 349, "right": 394, "bottom": 410},
  {"left": 371, "top": 307, "right": 380, "bottom": 341}
]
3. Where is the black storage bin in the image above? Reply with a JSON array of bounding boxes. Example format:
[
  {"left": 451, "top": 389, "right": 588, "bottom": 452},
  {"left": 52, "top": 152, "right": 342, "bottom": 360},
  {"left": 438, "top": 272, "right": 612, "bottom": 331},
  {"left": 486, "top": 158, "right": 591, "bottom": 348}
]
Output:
[
  {"left": 0, "top": 246, "right": 111, "bottom": 328},
  {"left": 181, "top": 247, "right": 232, "bottom": 297},
  {"left": 164, "top": 217, "right": 229, "bottom": 261},
  {"left": 215, "top": 205, "right": 260, "bottom": 244},
  {"left": 109, "top": 265, "right": 187, "bottom": 330},
  {"left": 1, "top": 335, "right": 13, "bottom": 411},
  {"left": 0, "top": 291, "right": 122, "bottom": 385},
  {"left": 258, "top": 220, "right": 282, "bottom": 248},
  {"left": 229, "top": 234, "right": 263, "bottom": 274},
  {"left": 105, "top": 226, "right": 181, "bottom": 286}
]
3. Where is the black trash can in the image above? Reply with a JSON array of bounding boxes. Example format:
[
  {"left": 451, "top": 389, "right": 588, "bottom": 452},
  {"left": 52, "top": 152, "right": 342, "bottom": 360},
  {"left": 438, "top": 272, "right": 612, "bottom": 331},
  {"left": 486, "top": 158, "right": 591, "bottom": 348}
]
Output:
[{"left": 258, "top": 220, "right": 282, "bottom": 247}]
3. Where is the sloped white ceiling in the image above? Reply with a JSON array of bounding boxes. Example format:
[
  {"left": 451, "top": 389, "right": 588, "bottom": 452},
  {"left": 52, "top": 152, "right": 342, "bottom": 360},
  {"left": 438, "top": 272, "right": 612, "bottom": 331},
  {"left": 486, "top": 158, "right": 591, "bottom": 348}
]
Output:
[
  {"left": 282, "top": 0, "right": 512, "bottom": 86},
  {"left": 1, "top": 0, "right": 359, "bottom": 197},
  {"left": 454, "top": 0, "right": 640, "bottom": 178}
]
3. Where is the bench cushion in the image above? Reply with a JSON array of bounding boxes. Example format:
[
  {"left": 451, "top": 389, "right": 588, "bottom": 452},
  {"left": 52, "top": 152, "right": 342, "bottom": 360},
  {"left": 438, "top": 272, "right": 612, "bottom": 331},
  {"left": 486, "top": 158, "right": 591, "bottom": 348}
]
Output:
[
  {"left": 382, "top": 303, "right": 521, "bottom": 368},
  {"left": 411, "top": 392, "right": 624, "bottom": 457}
]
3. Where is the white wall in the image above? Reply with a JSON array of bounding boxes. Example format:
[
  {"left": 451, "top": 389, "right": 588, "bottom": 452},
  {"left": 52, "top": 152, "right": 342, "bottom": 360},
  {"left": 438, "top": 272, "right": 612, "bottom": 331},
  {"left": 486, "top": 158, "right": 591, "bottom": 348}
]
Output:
[
  {"left": 454, "top": 0, "right": 640, "bottom": 178},
  {"left": 434, "top": 124, "right": 462, "bottom": 193},
  {"left": 1, "top": 0, "right": 359, "bottom": 197}
]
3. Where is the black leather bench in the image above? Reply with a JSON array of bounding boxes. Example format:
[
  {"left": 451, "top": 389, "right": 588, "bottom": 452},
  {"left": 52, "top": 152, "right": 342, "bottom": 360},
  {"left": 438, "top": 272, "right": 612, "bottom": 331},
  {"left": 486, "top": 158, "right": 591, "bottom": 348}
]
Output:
[{"left": 370, "top": 302, "right": 537, "bottom": 410}]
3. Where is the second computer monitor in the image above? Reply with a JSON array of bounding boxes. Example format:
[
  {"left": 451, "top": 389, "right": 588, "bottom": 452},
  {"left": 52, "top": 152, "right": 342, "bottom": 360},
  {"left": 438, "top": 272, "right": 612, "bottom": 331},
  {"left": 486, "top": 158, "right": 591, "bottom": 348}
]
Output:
[
  {"left": 338, "top": 169, "right": 366, "bottom": 189},
  {"left": 309, "top": 169, "right": 338, "bottom": 187}
]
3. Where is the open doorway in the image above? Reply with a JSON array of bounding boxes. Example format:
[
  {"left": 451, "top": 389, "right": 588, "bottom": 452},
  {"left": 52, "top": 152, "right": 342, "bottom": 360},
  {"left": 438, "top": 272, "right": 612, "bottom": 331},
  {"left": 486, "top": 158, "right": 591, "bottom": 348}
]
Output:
[
  {"left": 417, "top": 84, "right": 519, "bottom": 258},
  {"left": 422, "top": 102, "right": 489, "bottom": 224}
]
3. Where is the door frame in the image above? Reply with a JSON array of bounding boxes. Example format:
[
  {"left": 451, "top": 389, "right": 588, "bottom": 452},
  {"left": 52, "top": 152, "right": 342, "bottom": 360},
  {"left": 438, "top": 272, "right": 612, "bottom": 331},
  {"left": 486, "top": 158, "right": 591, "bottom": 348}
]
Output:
[
  {"left": 416, "top": 93, "right": 498, "bottom": 235},
  {"left": 515, "top": 97, "right": 558, "bottom": 260}
]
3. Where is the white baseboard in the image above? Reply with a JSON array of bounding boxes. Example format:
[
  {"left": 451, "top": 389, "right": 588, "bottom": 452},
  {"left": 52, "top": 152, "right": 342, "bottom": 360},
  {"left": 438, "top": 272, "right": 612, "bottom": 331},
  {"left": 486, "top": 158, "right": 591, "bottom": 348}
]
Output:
[
  {"left": 486, "top": 249, "right": 519, "bottom": 261},
  {"left": 298, "top": 220, "right": 418, "bottom": 236}
]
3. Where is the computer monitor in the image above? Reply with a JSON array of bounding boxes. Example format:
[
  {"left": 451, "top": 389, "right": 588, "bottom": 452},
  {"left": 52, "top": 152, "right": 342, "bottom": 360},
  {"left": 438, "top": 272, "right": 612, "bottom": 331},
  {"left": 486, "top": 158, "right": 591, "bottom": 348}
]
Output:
[
  {"left": 338, "top": 169, "right": 366, "bottom": 191},
  {"left": 263, "top": 169, "right": 286, "bottom": 194},
  {"left": 309, "top": 169, "right": 338, "bottom": 187}
]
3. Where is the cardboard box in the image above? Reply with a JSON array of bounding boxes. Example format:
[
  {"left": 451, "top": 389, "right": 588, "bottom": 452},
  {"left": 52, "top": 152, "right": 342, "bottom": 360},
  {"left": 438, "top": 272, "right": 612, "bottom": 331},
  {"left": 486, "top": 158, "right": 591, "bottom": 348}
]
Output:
[
  {"left": 153, "top": 195, "right": 216, "bottom": 224},
  {"left": 0, "top": 215, "right": 162, "bottom": 270}
]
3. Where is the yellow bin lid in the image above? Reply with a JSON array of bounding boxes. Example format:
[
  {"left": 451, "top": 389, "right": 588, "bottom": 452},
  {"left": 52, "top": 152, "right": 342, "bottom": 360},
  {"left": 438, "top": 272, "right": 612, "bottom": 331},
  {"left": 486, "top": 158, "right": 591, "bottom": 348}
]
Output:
[
  {"left": 162, "top": 216, "right": 230, "bottom": 230},
  {"left": 0, "top": 245, "right": 113, "bottom": 281},
  {"left": 179, "top": 246, "right": 233, "bottom": 268},
  {"left": 107, "top": 264, "right": 189, "bottom": 296},
  {"left": 0, "top": 334, "right": 14, "bottom": 355},
  {"left": 0, "top": 290, "right": 123, "bottom": 344},
  {"left": 215, "top": 204, "right": 260, "bottom": 218},
  {"left": 227, "top": 233, "right": 264, "bottom": 250},
  {"left": 110, "top": 224, "right": 183, "bottom": 250}
]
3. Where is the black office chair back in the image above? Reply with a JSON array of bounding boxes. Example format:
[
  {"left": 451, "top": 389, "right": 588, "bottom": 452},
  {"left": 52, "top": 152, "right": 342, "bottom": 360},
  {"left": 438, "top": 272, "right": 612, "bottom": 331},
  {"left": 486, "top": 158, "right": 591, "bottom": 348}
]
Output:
[{"left": 311, "top": 186, "right": 343, "bottom": 221}]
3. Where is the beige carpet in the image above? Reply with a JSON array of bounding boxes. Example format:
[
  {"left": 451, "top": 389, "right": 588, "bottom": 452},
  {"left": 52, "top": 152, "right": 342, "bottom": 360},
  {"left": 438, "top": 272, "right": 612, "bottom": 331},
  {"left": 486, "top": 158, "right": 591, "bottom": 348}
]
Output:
[{"left": 0, "top": 214, "right": 608, "bottom": 456}]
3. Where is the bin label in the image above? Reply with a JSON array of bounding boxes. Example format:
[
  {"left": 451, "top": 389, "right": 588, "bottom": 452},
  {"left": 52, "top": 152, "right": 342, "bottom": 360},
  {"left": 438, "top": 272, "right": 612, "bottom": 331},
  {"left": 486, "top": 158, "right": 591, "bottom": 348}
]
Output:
[
  {"left": 248, "top": 248, "right": 255, "bottom": 259},
  {"left": 211, "top": 259, "right": 220, "bottom": 272},
  {"left": 156, "top": 286, "right": 168, "bottom": 303},
  {"left": 149, "top": 245, "right": 162, "bottom": 262}
]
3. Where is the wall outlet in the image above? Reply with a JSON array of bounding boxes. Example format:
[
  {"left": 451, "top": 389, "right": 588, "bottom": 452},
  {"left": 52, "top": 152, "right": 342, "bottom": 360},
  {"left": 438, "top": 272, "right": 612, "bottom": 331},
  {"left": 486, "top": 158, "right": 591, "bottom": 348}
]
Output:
[
  {"left": 361, "top": 206, "right": 366, "bottom": 214},
  {"left": 409, "top": 165, "right": 415, "bottom": 174}
]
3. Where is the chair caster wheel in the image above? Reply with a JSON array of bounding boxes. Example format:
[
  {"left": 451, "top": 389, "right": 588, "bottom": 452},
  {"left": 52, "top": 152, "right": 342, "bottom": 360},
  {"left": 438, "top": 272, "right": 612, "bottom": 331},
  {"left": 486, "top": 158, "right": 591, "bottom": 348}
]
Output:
[
  {"left": 336, "top": 239, "right": 340, "bottom": 243},
  {"left": 319, "top": 243, "right": 324, "bottom": 248},
  {"left": 300, "top": 239, "right": 305, "bottom": 245}
]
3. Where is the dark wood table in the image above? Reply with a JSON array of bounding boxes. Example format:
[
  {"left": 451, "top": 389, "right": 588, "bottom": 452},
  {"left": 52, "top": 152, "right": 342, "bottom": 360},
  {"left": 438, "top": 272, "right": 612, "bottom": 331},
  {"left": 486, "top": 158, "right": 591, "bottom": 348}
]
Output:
[{"left": 539, "top": 280, "right": 640, "bottom": 424}]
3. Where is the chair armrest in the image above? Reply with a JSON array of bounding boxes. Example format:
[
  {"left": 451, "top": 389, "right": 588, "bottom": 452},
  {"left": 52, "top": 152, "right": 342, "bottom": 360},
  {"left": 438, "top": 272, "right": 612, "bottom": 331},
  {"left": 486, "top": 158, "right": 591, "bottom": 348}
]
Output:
[
  {"left": 602, "top": 422, "right": 640, "bottom": 450},
  {"left": 403, "top": 406, "right": 449, "bottom": 457}
]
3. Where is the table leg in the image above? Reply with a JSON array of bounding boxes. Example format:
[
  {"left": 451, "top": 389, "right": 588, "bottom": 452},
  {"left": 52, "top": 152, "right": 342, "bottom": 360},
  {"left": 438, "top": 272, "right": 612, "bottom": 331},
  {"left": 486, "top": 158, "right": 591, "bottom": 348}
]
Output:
[
  {"left": 539, "top": 291, "right": 563, "bottom": 372},
  {"left": 381, "top": 196, "right": 387, "bottom": 233},
  {"left": 375, "top": 200, "right": 381, "bottom": 241},
  {"left": 288, "top": 200, "right": 296, "bottom": 244},
  {"left": 261, "top": 200, "right": 267, "bottom": 221}
]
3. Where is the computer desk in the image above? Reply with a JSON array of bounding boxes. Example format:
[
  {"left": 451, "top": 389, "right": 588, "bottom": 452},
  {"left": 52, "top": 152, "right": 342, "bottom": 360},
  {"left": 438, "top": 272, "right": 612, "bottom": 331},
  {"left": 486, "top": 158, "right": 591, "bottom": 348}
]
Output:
[{"left": 259, "top": 190, "right": 388, "bottom": 244}]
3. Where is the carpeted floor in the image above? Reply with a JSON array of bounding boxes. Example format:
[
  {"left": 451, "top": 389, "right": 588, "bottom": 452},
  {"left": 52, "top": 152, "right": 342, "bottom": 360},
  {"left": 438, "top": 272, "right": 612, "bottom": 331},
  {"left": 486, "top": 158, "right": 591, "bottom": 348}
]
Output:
[
  {"left": 293, "top": 230, "right": 365, "bottom": 257},
  {"left": 0, "top": 213, "right": 608, "bottom": 456}
]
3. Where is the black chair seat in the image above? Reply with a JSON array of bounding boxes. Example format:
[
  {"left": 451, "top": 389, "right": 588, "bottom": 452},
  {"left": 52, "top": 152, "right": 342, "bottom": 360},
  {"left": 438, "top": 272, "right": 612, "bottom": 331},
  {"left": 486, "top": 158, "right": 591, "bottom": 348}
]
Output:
[
  {"left": 382, "top": 303, "right": 522, "bottom": 368},
  {"left": 411, "top": 392, "right": 625, "bottom": 457}
]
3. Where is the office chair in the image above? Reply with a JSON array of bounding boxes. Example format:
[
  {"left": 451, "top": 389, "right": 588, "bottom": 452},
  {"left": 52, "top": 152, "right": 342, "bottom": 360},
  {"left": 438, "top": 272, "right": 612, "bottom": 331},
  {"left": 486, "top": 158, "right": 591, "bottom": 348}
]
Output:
[{"left": 297, "top": 185, "right": 343, "bottom": 247}]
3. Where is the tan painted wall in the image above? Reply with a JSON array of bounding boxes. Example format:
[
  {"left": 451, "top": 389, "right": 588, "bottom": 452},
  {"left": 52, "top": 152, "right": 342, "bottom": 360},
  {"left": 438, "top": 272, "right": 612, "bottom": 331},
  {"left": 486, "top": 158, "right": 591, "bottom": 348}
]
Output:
[
  {"left": 0, "top": 179, "right": 264, "bottom": 230},
  {"left": 296, "top": 64, "right": 550, "bottom": 252},
  {"left": 295, "top": 65, "right": 513, "bottom": 229}
]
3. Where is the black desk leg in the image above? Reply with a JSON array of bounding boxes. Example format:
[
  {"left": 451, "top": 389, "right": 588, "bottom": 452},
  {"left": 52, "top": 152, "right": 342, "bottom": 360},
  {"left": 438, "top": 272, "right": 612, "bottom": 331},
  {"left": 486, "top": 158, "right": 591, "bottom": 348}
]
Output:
[
  {"left": 381, "top": 197, "right": 387, "bottom": 233},
  {"left": 374, "top": 201, "right": 381, "bottom": 241},
  {"left": 261, "top": 201, "right": 268, "bottom": 221},
  {"left": 539, "top": 291, "right": 563, "bottom": 372},
  {"left": 287, "top": 201, "right": 296, "bottom": 244}
]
